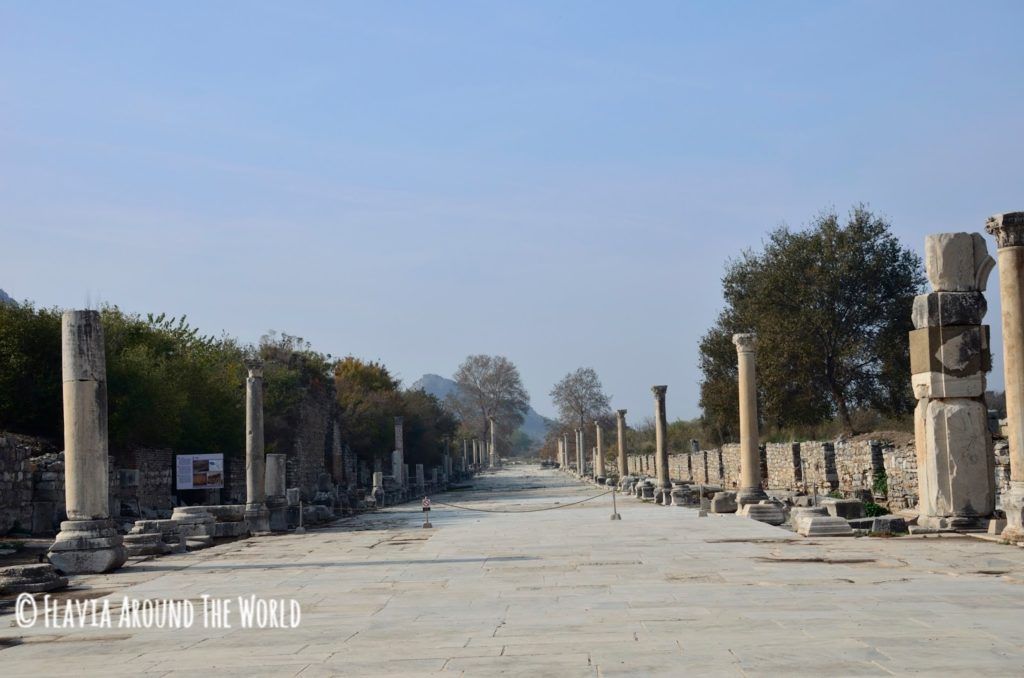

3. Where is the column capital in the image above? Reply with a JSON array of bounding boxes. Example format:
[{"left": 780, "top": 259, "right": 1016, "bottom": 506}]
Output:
[
  {"left": 616, "top": 408, "right": 627, "bottom": 417},
  {"left": 246, "top": 364, "right": 263, "bottom": 379},
  {"left": 986, "top": 212, "right": 1024, "bottom": 249},
  {"left": 394, "top": 416, "right": 403, "bottom": 425},
  {"left": 651, "top": 385, "right": 668, "bottom": 398},
  {"left": 732, "top": 333, "right": 757, "bottom": 353}
]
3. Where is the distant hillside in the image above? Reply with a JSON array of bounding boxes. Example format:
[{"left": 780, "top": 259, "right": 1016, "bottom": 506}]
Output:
[
  {"left": 0, "top": 289, "right": 15, "bottom": 307},
  {"left": 411, "top": 373, "right": 553, "bottom": 443}
]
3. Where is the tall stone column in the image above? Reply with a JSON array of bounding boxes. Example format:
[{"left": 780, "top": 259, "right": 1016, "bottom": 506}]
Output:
[
  {"left": 264, "top": 453, "right": 288, "bottom": 531},
  {"left": 576, "top": 428, "right": 584, "bottom": 476},
  {"left": 243, "top": 362, "right": 270, "bottom": 533},
  {"left": 652, "top": 386, "right": 670, "bottom": 502},
  {"left": 616, "top": 409, "right": 628, "bottom": 478},
  {"left": 488, "top": 417, "right": 497, "bottom": 469},
  {"left": 594, "top": 421, "right": 605, "bottom": 478},
  {"left": 562, "top": 432, "right": 570, "bottom": 471},
  {"left": 48, "top": 310, "right": 127, "bottom": 574},
  {"left": 394, "top": 417, "right": 405, "bottom": 488},
  {"left": 988, "top": 213, "right": 1024, "bottom": 540},
  {"left": 733, "top": 334, "right": 766, "bottom": 506},
  {"left": 913, "top": 232, "right": 995, "bottom": 529},
  {"left": 462, "top": 438, "right": 469, "bottom": 472}
]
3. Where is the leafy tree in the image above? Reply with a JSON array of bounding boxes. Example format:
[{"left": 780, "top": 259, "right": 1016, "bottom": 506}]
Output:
[
  {"left": 333, "top": 356, "right": 400, "bottom": 462},
  {"left": 699, "top": 206, "right": 925, "bottom": 435},
  {"left": 550, "top": 367, "right": 611, "bottom": 429},
  {"left": 0, "top": 302, "right": 62, "bottom": 438},
  {"left": 446, "top": 354, "right": 530, "bottom": 452}
]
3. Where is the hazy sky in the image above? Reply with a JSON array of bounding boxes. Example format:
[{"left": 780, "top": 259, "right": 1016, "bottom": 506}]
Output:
[{"left": 3, "top": 1, "right": 1023, "bottom": 421}]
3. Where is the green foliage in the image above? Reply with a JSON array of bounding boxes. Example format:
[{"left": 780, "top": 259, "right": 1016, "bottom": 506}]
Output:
[
  {"left": 864, "top": 501, "right": 887, "bottom": 517},
  {"left": 828, "top": 490, "right": 845, "bottom": 499},
  {"left": 872, "top": 470, "right": 888, "bottom": 497},
  {"left": 699, "top": 206, "right": 925, "bottom": 436},
  {"left": 0, "top": 302, "right": 62, "bottom": 438}
]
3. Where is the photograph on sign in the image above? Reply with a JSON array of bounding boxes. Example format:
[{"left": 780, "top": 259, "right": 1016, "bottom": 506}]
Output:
[{"left": 176, "top": 453, "right": 225, "bottom": 490}]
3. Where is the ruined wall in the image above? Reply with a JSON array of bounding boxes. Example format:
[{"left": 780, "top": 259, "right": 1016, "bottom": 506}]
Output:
[
  {"left": 629, "top": 437, "right": 929, "bottom": 509},
  {"left": 0, "top": 434, "right": 51, "bottom": 534}
]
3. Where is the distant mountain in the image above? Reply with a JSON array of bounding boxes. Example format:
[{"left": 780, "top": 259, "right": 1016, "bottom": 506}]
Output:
[
  {"left": 410, "top": 373, "right": 554, "bottom": 443},
  {"left": 0, "top": 289, "right": 15, "bottom": 307}
]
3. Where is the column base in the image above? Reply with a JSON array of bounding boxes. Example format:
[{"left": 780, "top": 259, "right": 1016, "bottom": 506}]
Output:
[
  {"left": 1001, "top": 481, "right": 1024, "bottom": 543},
  {"left": 48, "top": 519, "right": 127, "bottom": 574},
  {"left": 737, "top": 486, "right": 768, "bottom": 507},
  {"left": 244, "top": 505, "right": 270, "bottom": 534},
  {"left": 917, "top": 514, "right": 988, "bottom": 530}
]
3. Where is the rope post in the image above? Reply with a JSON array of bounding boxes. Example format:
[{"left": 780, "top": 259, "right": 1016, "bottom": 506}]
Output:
[{"left": 610, "top": 486, "right": 622, "bottom": 520}]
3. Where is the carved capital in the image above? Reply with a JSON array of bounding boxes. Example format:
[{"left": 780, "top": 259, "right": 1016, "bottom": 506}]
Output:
[
  {"left": 394, "top": 416, "right": 403, "bottom": 426},
  {"left": 651, "top": 385, "right": 667, "bottom": 398},
  {"left": 986, "top": 212, "right": 1024, "bottom": 249},
  {"left": 733, "top": 333, "right": 757, "bottom": 353},
  {"left": 616, "top": 409, "right": 627, "bottom": 417}
]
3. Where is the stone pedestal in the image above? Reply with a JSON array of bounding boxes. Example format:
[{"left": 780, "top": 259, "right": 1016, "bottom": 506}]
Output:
[
  {"left": 733, "top": 334, "right": 767, "bottom": 507},
  {"left": 0, "top": 564, "right": 68, "bottom": 595},
  {"left": 740, "top": 502, "right": 785, "bottom": 525},
  {"left": 48, "top": 311, "right": 126, "bottom": 574},
  {"left": 265, "top": 453, "right": 288, "bottom": 531},
  {"left": 171, "top": 506, "right": 215, "bottom": 549},
  {"left": 710, "top": 491, "right": 737, "bottom": 514},
  {"left": 123, "top": 531, "right": 172, "bottom": 557},
  {"left": 913, "top": 232, "right": 996, "bottom": 529}
]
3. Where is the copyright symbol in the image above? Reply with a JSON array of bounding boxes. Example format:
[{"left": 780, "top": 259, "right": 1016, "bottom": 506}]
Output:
[{"left": 15, "top": 593, "right": 38, "bottom": 628}]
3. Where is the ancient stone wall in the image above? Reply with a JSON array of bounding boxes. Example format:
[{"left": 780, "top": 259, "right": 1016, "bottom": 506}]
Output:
[
  {"left": 0, "top": 434, "right": 50, "bottom": 534},
  {"left": 631, "top": 436, "right": 943, "bottom": 510}
]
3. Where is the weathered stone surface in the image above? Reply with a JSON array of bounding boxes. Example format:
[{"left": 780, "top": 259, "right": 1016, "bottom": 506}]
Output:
[
  {"left": 205, "top": 504, "right": 246, "bottom": 522},
  {"left": 0, "top": 563, "right": 68, "bottom": 594},
  {"left": 909, "top": 324, "right": 989, "bottom": 375},
  {"left": 821, "top": 498, "right": 865, "bottom": 520},
  {"left": 924, "top": 232, "right": 995, "bottom": 293},
  {"left": 790, "top": 506, "right": 828, "bottom": 533},
  {"left": 741, "top": 502, "right": 785, "bottom": 526},
  {"left": 797, "top": 515, "right": 853, "bottom": 537},
  {"left": 869, "top": 516, "right": 908, "bottom": 535},
  {"left": 123, "top": 531, "right": 172, "bottom": 556},
  {"left": 989, "top": 517, "right": 1008, "bottom": 535},
  {"left": 918, "top": 398, "right": 994, "bottom": 529},
  {"left": 912, "top": 291, "right": 987, "bottom": 329},
  {"left": 212, "top": 521, "right": 250, "bottom": 538},
  {"left": 710, "top": 491, "right": 737, "bottom": 514}
]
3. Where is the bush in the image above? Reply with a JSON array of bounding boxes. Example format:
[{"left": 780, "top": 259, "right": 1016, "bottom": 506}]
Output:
[{"left": 864, "top": 502, "right": 887, "bottom": 517}]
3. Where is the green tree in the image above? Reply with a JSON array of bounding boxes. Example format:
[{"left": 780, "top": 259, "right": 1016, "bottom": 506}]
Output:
[{"left": 699, "top": 206, "right": 925, "bottom": 435}]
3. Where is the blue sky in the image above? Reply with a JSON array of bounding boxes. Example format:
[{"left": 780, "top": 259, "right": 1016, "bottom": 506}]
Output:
[{"left": 2, "top": 1, "right": 1022, "bottom": 421}]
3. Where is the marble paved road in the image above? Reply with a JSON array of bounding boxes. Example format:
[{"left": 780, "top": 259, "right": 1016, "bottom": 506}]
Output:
[{"left": 3, "top": 466, "right": 1024, "bottom": 677}]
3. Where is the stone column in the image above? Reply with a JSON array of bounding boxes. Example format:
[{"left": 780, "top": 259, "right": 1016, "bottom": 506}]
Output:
[
  {"left": 264, "top": 453, "right": 288, "bottom": 531},
  {"left": 988, "top": 214, "right": 1024, "bottom": 539},
  {"left": 913, "top": 231, "right": 995, "bottom": 529},
  {"left": 733, "top": 334, "right": 766, "bottom": 506},
  {"left": 652, "top": 386, "right": 670, "bottom": 502},
  {"left": 462, "top": 438, "right": 469, "bottom": 472},
  {"left": 616, "top": 409, "right": 628, "bottom": 478},
  {"left": 562, "top": 432, "right": 570, "bottom": 471},
  {"left": 243, "top": 362, "right": 270, "bottom": 533},
  {"left": 576, "top": 428, "right": 584, "bottom": 476},
  {"left": 48, "top": 310, "right": 127, "bottom": 574},
  {"left": 394, "top": 417, "right": 405, "bottom": 488},
  {"left": 415, "top": 464, "right": 425, "bottom": 494},
  {"left": 594, "top": 421, "right": 605, "bottom": 478}
]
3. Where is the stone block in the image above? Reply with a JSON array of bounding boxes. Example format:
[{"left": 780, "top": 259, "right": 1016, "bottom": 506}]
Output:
[
  {"left": 791, "top": 506, "right": 828, "bottom": 533},
  {"left": 918, "top": 398, "right": 994, "bottom": 528},
  {"left": 912, "top": 291, "right": 987, "bottom": 329},
  {"left": 988, "top": 518, "right": 1008, "bottom": 535},
  {"left": 821, "top": 498, "right": 865, "bottom": 520},
  {"left": 924, "top": 232, "right": 995, "bottom": 292},
  {"left": 909, "top": 324, "right": 989, "bottom": 379},
  {"left": 710, "top": 491, "right": 737, "bottom": 514},
  {"left": 869, "top": 516, "right": 908, "bottom": 534},
  {"left": 797, "top": 516, "right": 853, "bottom": 537},
  {"left": 741, "top": 503, "right": 785, "bottom": 526}
]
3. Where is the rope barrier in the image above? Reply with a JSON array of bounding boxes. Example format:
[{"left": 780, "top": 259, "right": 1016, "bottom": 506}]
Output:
[{"left": 426, "top": 489, "right": 615, "bottom": 513}]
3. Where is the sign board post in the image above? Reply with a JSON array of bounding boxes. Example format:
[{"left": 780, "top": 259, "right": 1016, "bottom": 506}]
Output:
[{"left": 422, "top": 496, "right": 432, "bottom": 529}]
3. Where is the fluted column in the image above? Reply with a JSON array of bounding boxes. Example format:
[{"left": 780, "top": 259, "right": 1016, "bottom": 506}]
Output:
[
  {"left": 988, "top": 212, "right": 1024, "bottom": 541},
  {"left": 733, "top": 334, "right": 766, "bottom": 506}
]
